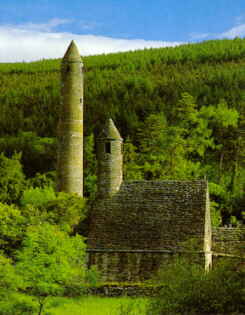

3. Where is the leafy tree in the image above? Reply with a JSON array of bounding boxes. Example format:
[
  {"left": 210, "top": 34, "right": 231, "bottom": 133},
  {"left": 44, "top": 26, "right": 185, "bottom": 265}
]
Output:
[
  {"left": 0, "top": 253, "right": 36, "bottom": 315},
  {"left": 0, "top": 203, "right": 26, "bottom": 255},
  {"left": 199, "top": 100, "right": 240, "bottom": 222},
  {"left": 20, "top": 191, "right": 86, "bottom": 233},
  {"left": 0, "top": 132, "right": 56, "bottom": 177},
  {"left": 41, "top": 193, "right": 86, "bottom": 232},
  {"left": 16, "top": 223, "right": 89, "bottom": 315},
  {"left": 137, "top": 112, "right": 203, "bottom": 180},
  {"left": 210, "top": 200, "right": 222, "bottom": 227},
  {"left": 0, "top": 253, "right": 20, "bottom": 313},
  {"left": 123, "top": 137, "right": 142, "bottom": 180},
  {"left": 27, "top": 171, "right": 56, "bottom": 189},
  {"left": 0, "top": 153, "right": 26, "bottom": 204},
  {"left": 137, "top": 113, "right": 170, "bottom": 179},
  {"left": 84, "top": 134, "right": 97, "bottom": 198}
]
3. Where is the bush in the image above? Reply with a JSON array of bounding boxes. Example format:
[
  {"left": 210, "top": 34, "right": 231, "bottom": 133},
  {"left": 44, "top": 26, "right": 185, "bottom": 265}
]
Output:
[
  {"left": 147, "top": 257, "right": 245, "bottom": 315},
  {"left": 20, "top": 186, "right": 56, "bottom": 208}
]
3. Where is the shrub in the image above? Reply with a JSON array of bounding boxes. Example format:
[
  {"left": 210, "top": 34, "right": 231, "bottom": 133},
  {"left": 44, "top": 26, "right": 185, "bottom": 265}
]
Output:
[
  {"left": 147, "top": 257, "right": 244, "bottom": 315},
  {"left": 20, "top": 186, "right": 56, "bottom": 208}
]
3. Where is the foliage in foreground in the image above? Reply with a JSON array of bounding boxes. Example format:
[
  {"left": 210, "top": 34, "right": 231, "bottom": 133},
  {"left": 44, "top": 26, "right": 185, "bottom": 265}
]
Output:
[
  {"left": 17, "top": 224, "right": 86, "bottom": 287},
  {"left": 0, "top": 223, "right": 95, "bottom": 315},
  {"left": 147, "top": 258, "right": 245, "bottom": 315}
]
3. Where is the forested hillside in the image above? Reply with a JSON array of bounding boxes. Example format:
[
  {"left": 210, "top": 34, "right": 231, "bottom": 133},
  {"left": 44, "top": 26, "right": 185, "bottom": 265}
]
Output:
[{"left": 0, "top": 38, "right": 244, "bottom": 225}]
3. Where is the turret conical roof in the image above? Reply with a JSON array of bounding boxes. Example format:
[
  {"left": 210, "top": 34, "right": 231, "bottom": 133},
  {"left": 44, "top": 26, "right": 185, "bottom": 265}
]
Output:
[
  {"left": 99, "top": 118, "right": 122, "bottom": 140},
  {"left": 63, "top": 40, "right": 81, "bottom": 62}
]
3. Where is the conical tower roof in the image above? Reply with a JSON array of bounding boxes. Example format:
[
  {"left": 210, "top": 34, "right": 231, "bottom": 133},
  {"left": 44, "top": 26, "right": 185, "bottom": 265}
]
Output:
[
  {"left": 63, "top": 40, "right": 81, "bottom": 62},
  {"left": 98, "top": 118, "right": 122, "bottom": 140}
]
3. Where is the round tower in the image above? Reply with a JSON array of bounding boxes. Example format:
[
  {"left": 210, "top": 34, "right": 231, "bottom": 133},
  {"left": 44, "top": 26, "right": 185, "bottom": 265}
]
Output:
[
  {"left": 57, "top": 40, "right": 83, "bottom": 196},
  {"left": 97, "top": 118, "right": 123, "bottom": 198}
]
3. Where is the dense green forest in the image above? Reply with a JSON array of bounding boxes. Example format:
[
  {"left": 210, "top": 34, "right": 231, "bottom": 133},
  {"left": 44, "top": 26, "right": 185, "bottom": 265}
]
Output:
[{"left": 0, "top": 38, "right": 244, "bottom": 225}]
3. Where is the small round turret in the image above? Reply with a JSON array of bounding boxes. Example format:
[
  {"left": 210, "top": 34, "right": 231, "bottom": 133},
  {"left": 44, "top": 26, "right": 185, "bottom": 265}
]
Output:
[{"left": 97, "top": 119, "right": 123, "bottom": 198}]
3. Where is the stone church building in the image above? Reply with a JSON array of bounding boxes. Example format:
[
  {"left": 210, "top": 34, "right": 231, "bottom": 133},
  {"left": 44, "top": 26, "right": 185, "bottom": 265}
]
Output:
[
  {"left": 87, "top": 119, "right": 212, "bottom": 282},
  {"left": 58, "top": 41, "right": 243, "bottom": 284}
]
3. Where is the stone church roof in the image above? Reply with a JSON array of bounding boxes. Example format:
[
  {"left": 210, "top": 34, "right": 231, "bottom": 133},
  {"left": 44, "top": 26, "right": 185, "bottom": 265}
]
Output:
[{"left": 88, "top": 180, "right": 209, "bottom": 251}]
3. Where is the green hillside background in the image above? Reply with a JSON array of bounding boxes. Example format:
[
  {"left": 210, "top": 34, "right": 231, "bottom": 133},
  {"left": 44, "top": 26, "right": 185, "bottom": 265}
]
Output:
[{"left": 0, "top": 38, "right": 244, "bottom": 225}]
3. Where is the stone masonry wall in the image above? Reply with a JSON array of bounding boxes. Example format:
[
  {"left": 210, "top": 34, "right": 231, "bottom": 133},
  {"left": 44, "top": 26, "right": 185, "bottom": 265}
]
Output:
[
  {"left": 88, "top": 180, "right": 209, "bottom": 282},
  {"left": 57, "top": 42, "right": 83, "bottom": 196},
  {"left": 87, "top": 250, "right": 205, "bottom": 282},
  {"left": 96, "top": 138, "right": 123, "bottom": 198},
  {"left": 212, "top": 227, "right": 245, "bottom": 257},
  {"left": 96, "top": 119, "right": 123, "bottom": 198}
]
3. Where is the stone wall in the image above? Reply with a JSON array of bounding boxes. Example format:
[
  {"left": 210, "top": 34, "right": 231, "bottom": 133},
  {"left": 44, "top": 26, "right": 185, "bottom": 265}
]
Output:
[
  {"left": 88, "top": 284, "right": 162, "bottom": 297},
  {"left": 88, "top": 180, "right": 209, "bottom": 281},
  {"left": 87, "top": 249, "right": 205, "bottom": 282},
  {"left": 212, "top": 227, "right": 245, "bottom": 257}
]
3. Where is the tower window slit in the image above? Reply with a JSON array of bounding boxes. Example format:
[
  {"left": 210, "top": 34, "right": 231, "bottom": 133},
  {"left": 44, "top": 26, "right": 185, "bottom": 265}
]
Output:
[{"left": 105, "top": 142, "right": 111, "bottom": 154}]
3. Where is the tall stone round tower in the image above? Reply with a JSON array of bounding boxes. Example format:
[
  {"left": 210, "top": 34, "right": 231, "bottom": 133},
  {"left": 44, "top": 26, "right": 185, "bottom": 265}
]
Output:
[
  {"left": 57, "top": 40, "right": 83, "bottom": 196},
  {"left": 97, "top": 118, "right": 123, "bottom": 198}
]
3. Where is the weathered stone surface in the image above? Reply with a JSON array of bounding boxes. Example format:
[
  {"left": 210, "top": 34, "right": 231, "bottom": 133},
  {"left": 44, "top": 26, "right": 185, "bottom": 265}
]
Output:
[
  {"left": 57, "top": 41, "right": 83, "bottom": 196},
  {"left": 98, "top": 118, "right": 122, "bottom": 140},
  {"left": 96, "top": 119, "right": 123, "bottom": 198},
  {"left": 212, "top": 227, "right": 245, "bottom": 257},
  {"left": 88, "top": 283, "right": 163, "bottom": 297},
  {"left": 88, "top": 180, "right": 210, "bottom": 281},
  {"left": 89, "top": 180, "right": 208, "bottom": 249},
  {"left": 87, "top": 250, "right": 206, "bottom": 282}
]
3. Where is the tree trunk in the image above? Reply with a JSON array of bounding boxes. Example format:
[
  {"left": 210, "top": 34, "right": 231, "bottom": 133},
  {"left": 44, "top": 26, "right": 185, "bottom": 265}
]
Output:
[
  {"left": 38, "top": 297, "right": 46, "bottom": 315},
  {"left": 219, "top": 151, "right": 224, "bottom": 183},
  {"left": 38, "top": 302, "right": 43, "bottom": 315}
]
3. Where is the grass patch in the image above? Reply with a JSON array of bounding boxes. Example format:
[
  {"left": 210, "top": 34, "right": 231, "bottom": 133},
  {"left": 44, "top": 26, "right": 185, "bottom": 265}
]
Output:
[{"left": 48, "top": 296, "right": 147, "bottom": 315}]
